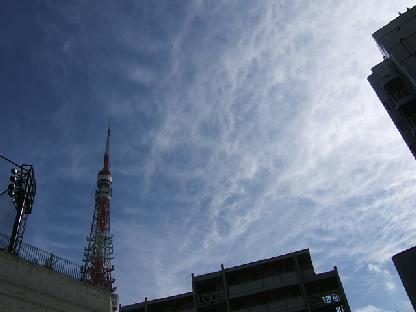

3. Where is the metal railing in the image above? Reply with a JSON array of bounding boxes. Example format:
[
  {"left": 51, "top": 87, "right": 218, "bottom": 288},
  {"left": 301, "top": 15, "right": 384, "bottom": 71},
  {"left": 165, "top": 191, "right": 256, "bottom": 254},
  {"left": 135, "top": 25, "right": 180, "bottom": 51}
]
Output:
[
  {"left": 198, "top": 289, "right": 225, "bottom": 306},
  {"left": 0, "top": 233, "right": 8, "bottom": 250},
  {"left": 0, "top": 232, "right": 81, "bottom": 280}
]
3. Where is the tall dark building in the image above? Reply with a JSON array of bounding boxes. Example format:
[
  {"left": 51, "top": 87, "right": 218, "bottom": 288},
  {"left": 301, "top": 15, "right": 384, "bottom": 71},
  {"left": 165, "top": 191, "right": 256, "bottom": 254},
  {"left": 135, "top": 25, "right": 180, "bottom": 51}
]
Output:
[
  {"left": 392, "top": 247, "right": 416, "bottom": 311},
  {"left": 368, "top": 6, "right": 416, "bottom": 310},
  {"left": 121, "top": 249, "right": 350, "bottom": 312},
  {"left": 368, "top": 6, "right": 416, "bottom": 158}
]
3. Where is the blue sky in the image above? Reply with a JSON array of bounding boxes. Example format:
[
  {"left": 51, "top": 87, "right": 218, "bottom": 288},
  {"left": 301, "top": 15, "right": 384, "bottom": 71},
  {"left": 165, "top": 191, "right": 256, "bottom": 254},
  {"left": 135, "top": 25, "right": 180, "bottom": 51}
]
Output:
[{"left": 1, "top": 1, "right": 416, "bottom": 311}]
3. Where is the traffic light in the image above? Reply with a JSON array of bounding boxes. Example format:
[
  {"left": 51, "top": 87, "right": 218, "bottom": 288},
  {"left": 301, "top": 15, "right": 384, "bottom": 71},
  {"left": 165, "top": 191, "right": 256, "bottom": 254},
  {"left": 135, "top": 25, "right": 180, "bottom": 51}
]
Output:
[
  {"left": 7, "top": 168, "right": 27, "bottom": 210},
  {"left": 7, "top": 183, "right": 15, "bottom": 197}
]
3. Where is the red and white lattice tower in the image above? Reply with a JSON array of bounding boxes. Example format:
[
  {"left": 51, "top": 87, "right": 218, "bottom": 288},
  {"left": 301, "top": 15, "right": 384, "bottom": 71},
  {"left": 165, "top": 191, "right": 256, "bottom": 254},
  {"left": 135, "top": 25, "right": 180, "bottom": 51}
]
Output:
[{"left": 81, "top": 126, "right": 115, "bottom": 293}]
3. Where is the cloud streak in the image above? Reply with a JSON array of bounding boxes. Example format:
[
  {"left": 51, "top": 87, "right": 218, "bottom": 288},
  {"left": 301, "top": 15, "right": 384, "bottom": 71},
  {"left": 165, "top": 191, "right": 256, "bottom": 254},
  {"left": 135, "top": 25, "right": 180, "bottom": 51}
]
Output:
[{"left": 1, "top": 1, "right": 415, "bottom": 312}]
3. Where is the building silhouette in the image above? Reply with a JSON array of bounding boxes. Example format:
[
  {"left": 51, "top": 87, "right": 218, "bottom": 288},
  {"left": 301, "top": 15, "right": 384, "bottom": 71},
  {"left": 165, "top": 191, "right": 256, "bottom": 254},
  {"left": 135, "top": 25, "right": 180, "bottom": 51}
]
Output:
[
  {"left": 392, "top": 247, "right": 416, "bottom": 311},
  {"left": 121, "top": 249, "right": 350, "bottom": 312},
  {"left": 368, "top": 5, "right": 416, "bottom": 309},
  {"left": 368, "top": 6, "right": 416, "bottom": 158}
]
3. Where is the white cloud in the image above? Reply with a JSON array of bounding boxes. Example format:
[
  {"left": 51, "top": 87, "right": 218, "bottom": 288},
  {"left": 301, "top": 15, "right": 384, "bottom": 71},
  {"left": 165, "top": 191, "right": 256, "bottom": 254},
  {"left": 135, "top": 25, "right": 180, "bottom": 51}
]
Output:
[
  {"left": 367, "top": 264, "right": 396, "bottom": 291},
  {"left": 356, "top": 305, "right": 390, "bottom": 312}
]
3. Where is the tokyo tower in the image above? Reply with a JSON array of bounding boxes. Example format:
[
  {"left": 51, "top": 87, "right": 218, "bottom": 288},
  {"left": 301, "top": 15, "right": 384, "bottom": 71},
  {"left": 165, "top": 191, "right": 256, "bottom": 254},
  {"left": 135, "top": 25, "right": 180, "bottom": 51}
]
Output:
[{"left": 81, "top": 126, "right": 116, "bottom": 293}]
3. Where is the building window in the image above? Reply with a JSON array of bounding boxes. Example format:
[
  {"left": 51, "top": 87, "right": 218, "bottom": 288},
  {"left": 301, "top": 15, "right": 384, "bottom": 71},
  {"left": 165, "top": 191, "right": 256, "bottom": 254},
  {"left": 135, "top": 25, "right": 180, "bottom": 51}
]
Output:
[
  {"left": 384, "top": 77, "right": 410, "bottom": 101},
  {"left": 322, "top": 293, "right": 341, "bottom": 304}
]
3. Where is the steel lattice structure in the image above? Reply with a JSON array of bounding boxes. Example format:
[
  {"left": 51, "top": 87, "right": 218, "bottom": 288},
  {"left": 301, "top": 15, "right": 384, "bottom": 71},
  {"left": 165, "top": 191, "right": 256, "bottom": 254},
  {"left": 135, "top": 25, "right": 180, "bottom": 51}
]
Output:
[
  {"left": 81, "top": 127, "right": 115, "bottom": 293},
  {"left": 8, "top": 164, "right": 36, "bottom": 254},
  {"left": 0, "top": 155, "right": 36, "bottom": 255}
]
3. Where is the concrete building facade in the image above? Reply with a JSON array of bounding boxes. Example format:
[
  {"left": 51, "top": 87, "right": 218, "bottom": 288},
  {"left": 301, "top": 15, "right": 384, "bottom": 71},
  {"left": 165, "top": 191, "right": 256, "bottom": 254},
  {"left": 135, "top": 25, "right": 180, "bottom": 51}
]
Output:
[
  {"left": 368, "top": 6, "right": 416, "bottom": 158},
  {"left": 0, "top": 248, "right": 112, "bottom": 312},
  {"left": 121, "top": 249, "right": 350, "bottom": 312},
  {"left": 392, "top": 246, "right": 416, "bottom": 311}
]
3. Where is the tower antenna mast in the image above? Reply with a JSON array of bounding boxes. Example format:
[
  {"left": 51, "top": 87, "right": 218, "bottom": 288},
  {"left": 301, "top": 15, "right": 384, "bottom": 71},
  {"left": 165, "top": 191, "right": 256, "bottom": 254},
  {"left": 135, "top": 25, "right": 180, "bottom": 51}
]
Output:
[{"left": 81, "top": 126, "right": 116, "bottom": 298}]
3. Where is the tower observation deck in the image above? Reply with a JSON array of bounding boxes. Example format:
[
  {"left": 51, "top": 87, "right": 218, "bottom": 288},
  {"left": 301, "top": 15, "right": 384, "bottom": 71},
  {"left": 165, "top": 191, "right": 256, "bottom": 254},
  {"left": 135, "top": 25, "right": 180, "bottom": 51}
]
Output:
[{"left": 81, "top": 127, "right": 116, "bottom": 296}]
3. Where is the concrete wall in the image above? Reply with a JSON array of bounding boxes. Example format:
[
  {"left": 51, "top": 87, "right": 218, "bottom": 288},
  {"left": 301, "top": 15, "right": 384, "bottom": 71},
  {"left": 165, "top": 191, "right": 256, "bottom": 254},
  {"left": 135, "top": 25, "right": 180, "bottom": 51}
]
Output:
[{"left": 0, "top": 250, "right": 111, "bottom": 312}]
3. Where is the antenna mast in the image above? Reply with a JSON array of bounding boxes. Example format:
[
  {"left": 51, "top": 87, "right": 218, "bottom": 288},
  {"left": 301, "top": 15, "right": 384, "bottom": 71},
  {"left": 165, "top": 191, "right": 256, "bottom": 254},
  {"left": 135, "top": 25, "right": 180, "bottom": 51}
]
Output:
[{"left": 81, "top": 126, "right": 117, "bottom": 308}]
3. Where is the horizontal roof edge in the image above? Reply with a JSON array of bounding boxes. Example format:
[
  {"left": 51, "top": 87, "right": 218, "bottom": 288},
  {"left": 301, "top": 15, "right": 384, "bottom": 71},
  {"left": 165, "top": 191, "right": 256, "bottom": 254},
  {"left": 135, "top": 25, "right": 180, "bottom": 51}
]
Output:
[
  {"left": 372, "top": 6, "right": 416, "bottom": 39},
  {"left": 392, "top": 245, "right": 416, "bottom": 260},
  {"left": 122, "top": 292, "right": 193, "bottom": 311},
  {"left": 194, "top": 249, "right": 311, "bottom": 280}
]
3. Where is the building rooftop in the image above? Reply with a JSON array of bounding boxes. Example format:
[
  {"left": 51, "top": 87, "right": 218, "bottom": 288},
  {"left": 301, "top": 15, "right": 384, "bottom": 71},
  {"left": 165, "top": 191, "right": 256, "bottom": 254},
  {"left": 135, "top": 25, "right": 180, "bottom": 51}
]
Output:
[
  {"left": 373, "top": 6, "right": 416, "bottom": 40},
  {"left": 122, "top": 248, "right": 349, "bottom": 312}
]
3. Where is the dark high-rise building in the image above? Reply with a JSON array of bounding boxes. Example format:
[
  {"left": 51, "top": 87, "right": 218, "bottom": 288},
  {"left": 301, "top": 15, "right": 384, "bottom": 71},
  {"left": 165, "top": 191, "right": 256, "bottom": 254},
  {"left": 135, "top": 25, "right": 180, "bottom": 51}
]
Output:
[
  {"left": 368, "top": 6, "right": 416, "bottom": 158},
  {"left": 368, "top": 6, "right": 416, "bottom": 310},
  {"left": 121, "top": 249, "right": 350, "bottom": 312},
  {"left": 392, "top": 247, "right": 416, "bottom": 311}
]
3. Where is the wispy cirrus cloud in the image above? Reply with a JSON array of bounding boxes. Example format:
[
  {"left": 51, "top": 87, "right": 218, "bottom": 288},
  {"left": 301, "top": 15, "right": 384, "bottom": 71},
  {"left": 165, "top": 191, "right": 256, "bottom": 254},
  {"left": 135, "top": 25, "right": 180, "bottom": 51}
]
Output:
[
  {"left": 1, "top": 1, "right": 415, "bottom": 312},
  {"left": 109, "top": 1, "right": 416, "bottom": 309}
]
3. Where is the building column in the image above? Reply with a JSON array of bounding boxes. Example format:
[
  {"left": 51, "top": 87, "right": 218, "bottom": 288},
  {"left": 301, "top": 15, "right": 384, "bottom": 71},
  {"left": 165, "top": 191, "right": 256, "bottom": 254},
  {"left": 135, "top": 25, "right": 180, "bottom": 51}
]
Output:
[
  {"left": 192, "top": 273, "right": 198, "bottom": 312},
  {"left": 221, "top": 264, "right": 231, "bottom": 312},
  {"left": 292, "top": 254, "right": 311, "bottom": 312},
  {"left": 334, "top": 266, "right": 351, "bottom": 312}
]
